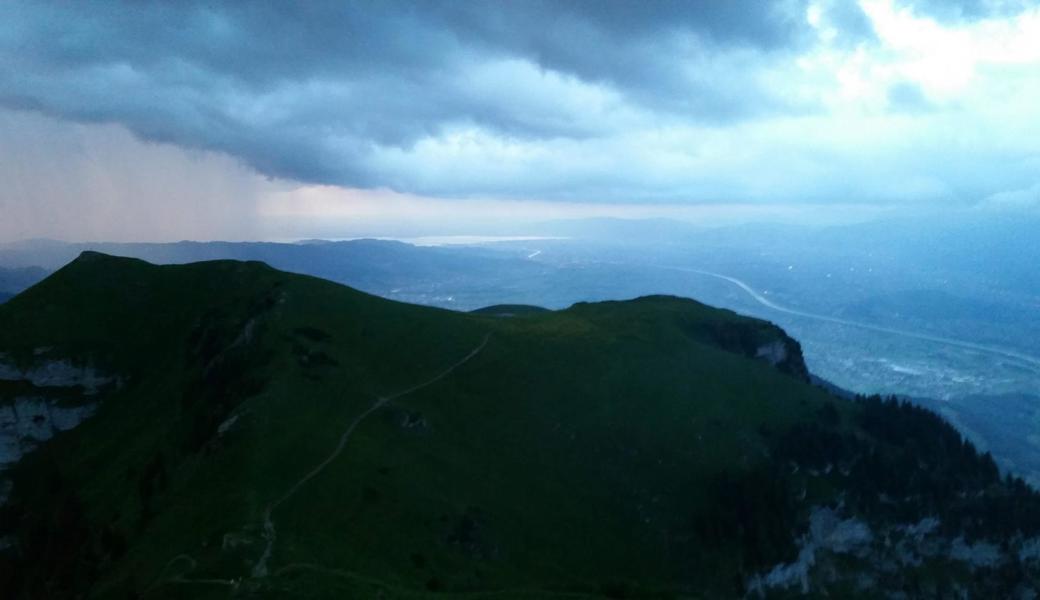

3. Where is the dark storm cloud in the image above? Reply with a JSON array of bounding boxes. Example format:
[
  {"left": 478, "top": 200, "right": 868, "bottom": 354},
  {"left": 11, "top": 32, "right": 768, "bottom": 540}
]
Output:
[{"left": 0, "top": 1, "right": 874, "bottom": 190}]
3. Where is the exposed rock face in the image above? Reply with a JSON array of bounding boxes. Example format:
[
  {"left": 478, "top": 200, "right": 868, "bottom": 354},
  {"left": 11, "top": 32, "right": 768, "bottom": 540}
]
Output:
[
  {"left": 751, "top": 334, "right": 810, "bottom": 382},
  {"left": 0, "top": 358, "right": 114, "bottom": 395},
  {"left": 0, "top": 355, "right": 117, "bottom": 475},
  {"left": 755, "top": 340, "right": 789, "bottom": 367},
  {"left": 216, "top": 413, "right": 241, "bottom": 437},
  {"left": 950, "top": 537, "right": 1002, "bottom": 568},
  {"left": 748, "top": 506, "right": 1040, "bottom": 598},
  {"left": 0, "top": 398, "right": 97, "bottom": 469},
  {"left": 748, "top": 507, "right": 873, "bottom": 596}
]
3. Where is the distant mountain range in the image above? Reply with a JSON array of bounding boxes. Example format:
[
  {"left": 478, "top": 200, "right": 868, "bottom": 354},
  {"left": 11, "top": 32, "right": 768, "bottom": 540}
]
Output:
[
  {"left": 3, "top": 253, "right": 1040, "bottom": 597},
  {"left": 0, "top": 238, "right": 545, "bottom": 308},
  {"left": 0, "top": 265, "right": 49, "bottom": 301}
]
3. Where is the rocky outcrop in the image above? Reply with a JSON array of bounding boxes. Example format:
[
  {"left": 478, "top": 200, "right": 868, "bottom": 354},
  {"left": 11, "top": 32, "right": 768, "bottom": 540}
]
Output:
[
  {"left": 755, "top": 340, "right": 789, "bottom": 367},
  {"left": 747, "top": 507, "right": 873, "bottom": 596},
  {"left": 0, "top": 357, "right": 115, "bottom": 395},
  {"left": 0, "top": 355, "right": 118, "bottom": 474},
  {"left": 0, "top": 397, "right": 97, "bottom": 469},
  {"left": 748, "top": 507, "right": 1040, "bottom": 598},
  {"left": 747, "top": 332, "right": 810, "bottom": 382}
]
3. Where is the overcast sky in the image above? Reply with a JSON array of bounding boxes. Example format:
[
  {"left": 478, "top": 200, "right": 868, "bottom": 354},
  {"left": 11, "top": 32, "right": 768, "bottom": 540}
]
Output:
[{"left": 1, "top": 0, "right": 1039, "bottom": 241}]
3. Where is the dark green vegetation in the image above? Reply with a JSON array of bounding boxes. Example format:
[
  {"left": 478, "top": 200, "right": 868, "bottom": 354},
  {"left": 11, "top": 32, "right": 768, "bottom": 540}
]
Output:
[{"left": 2, "top": 253, "right": 1040, "bottom": 598}]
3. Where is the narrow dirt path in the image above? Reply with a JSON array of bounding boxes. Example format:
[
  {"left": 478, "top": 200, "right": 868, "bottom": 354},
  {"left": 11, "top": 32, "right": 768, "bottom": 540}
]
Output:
[
  {"left": 252, "top": 333, "right": 492, "bottom": 577},
  {"left": 143, "top": 554, "right": 238, "bottom": 595}
]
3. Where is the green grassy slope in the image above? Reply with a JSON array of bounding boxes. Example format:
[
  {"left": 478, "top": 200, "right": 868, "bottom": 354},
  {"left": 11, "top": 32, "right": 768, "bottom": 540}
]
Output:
[{"left": 2, "top": 253, "right": 1038, "bottom": 599}]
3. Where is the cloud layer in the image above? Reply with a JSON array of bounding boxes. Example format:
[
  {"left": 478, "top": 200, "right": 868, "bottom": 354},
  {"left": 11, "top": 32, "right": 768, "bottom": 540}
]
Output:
[{"left": 1, "top": 0, "right": 1039, "bottom": 208}]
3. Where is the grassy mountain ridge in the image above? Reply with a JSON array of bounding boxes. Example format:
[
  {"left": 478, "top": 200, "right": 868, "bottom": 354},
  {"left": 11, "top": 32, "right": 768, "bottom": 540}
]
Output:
[{"left": 2, "top": 253, "right": 1039, "bottom": 598}]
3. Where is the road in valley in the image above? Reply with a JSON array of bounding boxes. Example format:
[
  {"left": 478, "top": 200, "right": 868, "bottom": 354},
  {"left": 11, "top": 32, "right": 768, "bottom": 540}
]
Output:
[{"left": 657, "top": 265, "right": 1040, "bottom": 372}]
